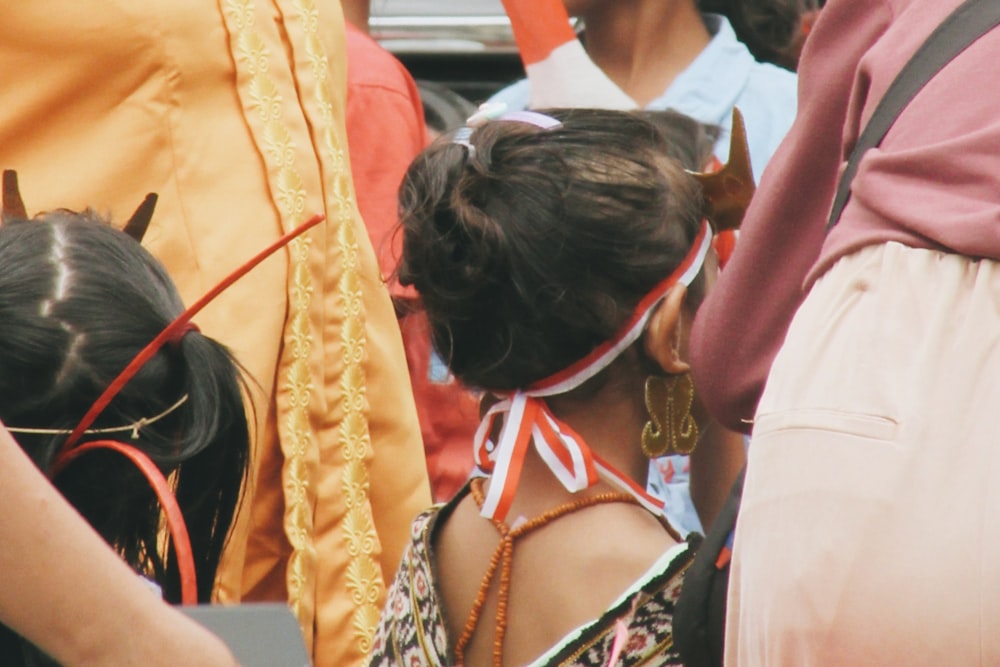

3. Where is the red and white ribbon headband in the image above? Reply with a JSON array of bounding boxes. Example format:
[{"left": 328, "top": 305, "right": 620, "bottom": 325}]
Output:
[{"left": 475, "top": 220, "right": 712, "bottom": 522}]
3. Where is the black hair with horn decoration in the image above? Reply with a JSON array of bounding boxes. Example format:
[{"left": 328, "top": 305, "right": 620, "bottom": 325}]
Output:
[
  {"left": 0, "top": 169, "right": 325, "bottom": 605},
  {"left": 2, "top": 170, "right": 27, "bottom": 222},
  {"left": 2, "top": 169, "right": 157, "bottom": 243},
  {"left": 121, "top": 193, "right": 158, "bottom": 244},
  {"left": 686, "top": 107, "right": 757, "bottom": 233}
]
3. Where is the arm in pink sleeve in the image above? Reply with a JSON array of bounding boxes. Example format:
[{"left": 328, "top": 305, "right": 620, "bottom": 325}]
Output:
[{"left": 689, "top": 0, "right": 894, "bottom": 432}]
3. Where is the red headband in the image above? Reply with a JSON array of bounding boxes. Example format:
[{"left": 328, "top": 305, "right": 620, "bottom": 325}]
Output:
[
  {"left": 47, "top": 212, "right": 325, "bottom": 605},
  {"left": 57, "top": 213, "right": 324, "bottom": 456}
]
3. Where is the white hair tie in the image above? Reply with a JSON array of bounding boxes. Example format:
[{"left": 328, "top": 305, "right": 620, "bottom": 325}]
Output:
[{"left": 452, "top": 103, "right": 563, "bottom": 157}]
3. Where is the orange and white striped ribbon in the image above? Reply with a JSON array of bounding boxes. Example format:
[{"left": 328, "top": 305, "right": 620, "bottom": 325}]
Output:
[{"left": 474, "top": 220, "right": 712, "bottom": 522}]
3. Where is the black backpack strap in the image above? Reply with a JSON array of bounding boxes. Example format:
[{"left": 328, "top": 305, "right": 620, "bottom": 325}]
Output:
[
  {"left": 673, "top": 466, "right": 746, "bottom": 667},
  {"left": 827, "top": 0, "right": 1000, "bottom": 229}
]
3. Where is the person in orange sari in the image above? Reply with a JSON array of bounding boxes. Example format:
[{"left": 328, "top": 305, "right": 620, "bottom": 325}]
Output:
[{"left": 0, "top": 2, "right": 431, "bottom": 665}]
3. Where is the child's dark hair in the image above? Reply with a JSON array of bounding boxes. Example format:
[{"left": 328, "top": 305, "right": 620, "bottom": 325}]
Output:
[
  {"left": 398, "top": 108, "right": 709, "bottom": 392},
  {"left": 699, "top": 0, "right": 824, "bottom": 70},
  {"left": 0, "top": 211, "right": 250, "bottom": 662}
]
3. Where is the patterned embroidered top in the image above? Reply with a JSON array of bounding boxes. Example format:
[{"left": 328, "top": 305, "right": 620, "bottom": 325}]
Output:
[{"left": 368, "top": 488, "right": 695, "bottom": 667}]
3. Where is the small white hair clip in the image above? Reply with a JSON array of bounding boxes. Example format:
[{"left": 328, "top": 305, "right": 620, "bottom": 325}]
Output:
[
  {"left": 452, "top": 127, "right": 476, "bottom": 157},
  {"left": 466, "top": 102, "right": 509, "bottom": 128},
  {"left": 453, "top": 103, "right": 507, "bottom": 156},
  {"left": 453, "top": 102, "right": 564, "bottom": 158}
]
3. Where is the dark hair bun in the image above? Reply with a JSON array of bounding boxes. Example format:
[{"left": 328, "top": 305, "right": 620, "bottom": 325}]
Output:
[{"left": 399, "top": 109, "right": 707, "bottom": 391}]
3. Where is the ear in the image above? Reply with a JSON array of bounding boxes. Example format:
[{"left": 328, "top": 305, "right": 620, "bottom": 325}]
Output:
[{"left": 642, "top": 285, "right": 690, "bottom": 374}]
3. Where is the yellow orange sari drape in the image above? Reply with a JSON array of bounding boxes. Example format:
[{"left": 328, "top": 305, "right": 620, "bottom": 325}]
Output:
[{"left": 0, "top": 1, "right": 431, "bottom": 664}]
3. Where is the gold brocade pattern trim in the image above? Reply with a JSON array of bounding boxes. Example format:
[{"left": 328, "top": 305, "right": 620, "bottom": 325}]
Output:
[
  {"left": 223, "top": 0, "right": 318, "bottom": 640},
  {"left": 292, "top": 0, "right": 385, "bottom": 654}
]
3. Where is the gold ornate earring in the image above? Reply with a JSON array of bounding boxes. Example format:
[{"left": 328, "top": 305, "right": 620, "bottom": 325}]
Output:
[{"left": 641, "top": 373, "right": 699, "bottom": 458}]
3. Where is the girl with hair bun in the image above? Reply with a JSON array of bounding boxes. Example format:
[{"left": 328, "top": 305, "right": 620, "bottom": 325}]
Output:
[
  {"left": 369, "top": 107, "right": 746, "bottom": 666},
  {"left": 0, "top": 198, "right": 251, "bottom": 665}
]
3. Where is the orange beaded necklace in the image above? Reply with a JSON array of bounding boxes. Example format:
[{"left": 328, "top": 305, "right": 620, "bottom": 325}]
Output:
[{"left": 454, "top": 477, "right": 641, "bottom": 667}]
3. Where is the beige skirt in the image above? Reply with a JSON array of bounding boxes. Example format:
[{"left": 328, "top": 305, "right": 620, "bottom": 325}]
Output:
[{"left": 726, "top": 242, "right": 1000, "bottom": 666}]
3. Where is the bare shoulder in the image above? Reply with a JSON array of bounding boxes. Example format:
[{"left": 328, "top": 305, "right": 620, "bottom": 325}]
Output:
[
  {"left": 521, "top": 501, "right": 680, "bottom": 596},
  {"left": 431, "top": 488, "right": 685, "bottom": 665},
  {"left": 434, "top": 489, "right": 504, "bottom": 572},
  {"left": 510, "top": 501, "right": 682, "bottom": 663},
  {"left": 432, "top": 489, "right": 507, "bottom": 639}
]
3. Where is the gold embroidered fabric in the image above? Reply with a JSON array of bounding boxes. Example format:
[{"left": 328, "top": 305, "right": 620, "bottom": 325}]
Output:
[
  {"left": 221, "top": 2, "right": 320, "bottom": 644},
  {"left": 284, "top": 0, "right": 386, "bottom": 655},
  {"left": 0, "top": 1, "right": 431, "bottom": 664}
]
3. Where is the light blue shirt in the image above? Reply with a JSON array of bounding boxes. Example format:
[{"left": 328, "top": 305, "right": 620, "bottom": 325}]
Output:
[
  {"left": 488, "top": 15, "right": 798, "bottom": 185},
  {"left": 490, "top": 15, "right": 796, "bottom": 536}
]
